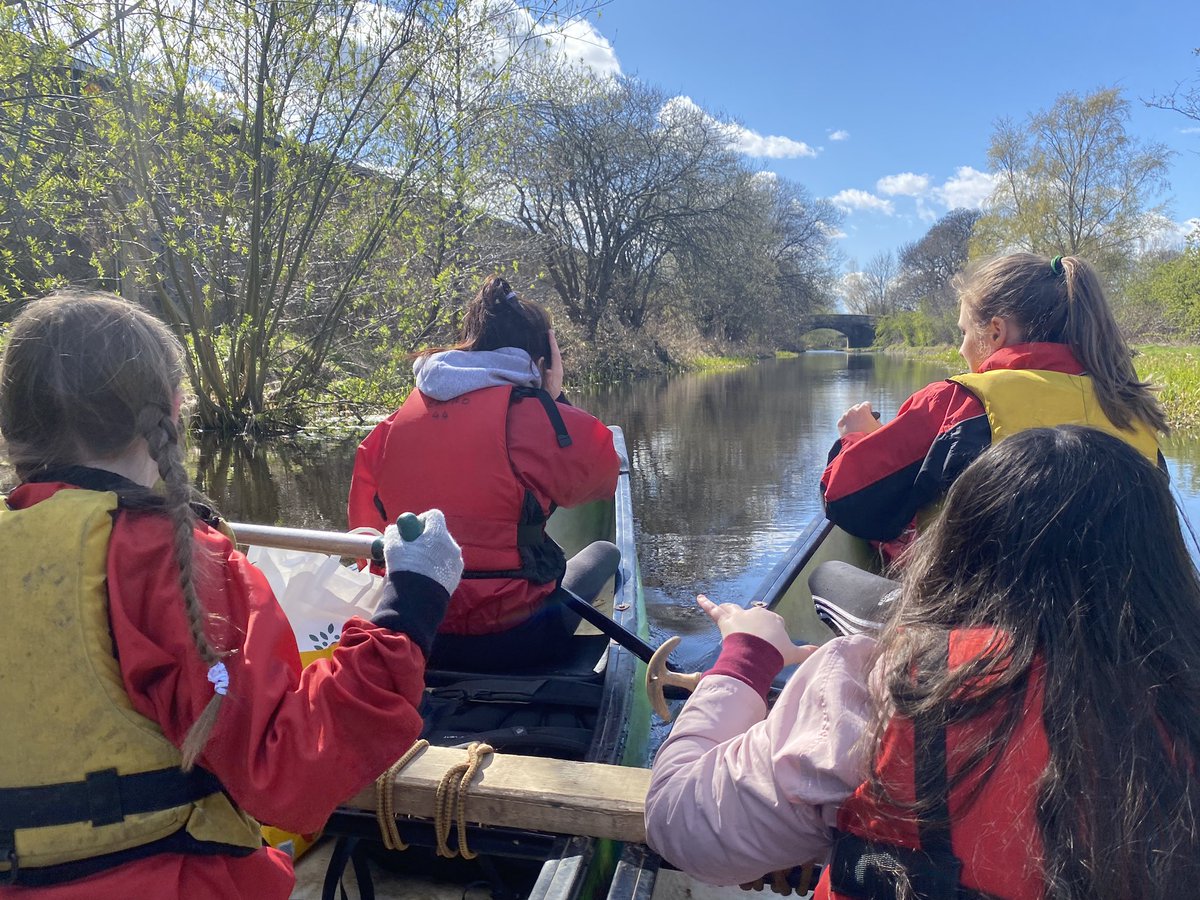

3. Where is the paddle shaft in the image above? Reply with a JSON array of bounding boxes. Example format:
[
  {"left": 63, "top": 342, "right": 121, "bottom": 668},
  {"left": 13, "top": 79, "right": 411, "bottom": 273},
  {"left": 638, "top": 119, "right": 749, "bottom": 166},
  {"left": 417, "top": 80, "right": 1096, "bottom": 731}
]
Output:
[
  {"left": 227, "top": 521, "right": 382, "bottom": 562},
  {"left": 557, "top": 586, "right": 658, "bottom": 665},
  {"left": 228, "top": 521, "right": 663, "bottom": 666}
]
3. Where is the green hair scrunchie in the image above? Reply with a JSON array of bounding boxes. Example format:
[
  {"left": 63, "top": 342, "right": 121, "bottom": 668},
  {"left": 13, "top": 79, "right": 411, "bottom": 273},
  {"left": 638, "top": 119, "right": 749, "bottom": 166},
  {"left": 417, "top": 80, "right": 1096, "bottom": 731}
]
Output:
[{"left": 1050, "top": 255, "right": 1064, "bottom": 276}]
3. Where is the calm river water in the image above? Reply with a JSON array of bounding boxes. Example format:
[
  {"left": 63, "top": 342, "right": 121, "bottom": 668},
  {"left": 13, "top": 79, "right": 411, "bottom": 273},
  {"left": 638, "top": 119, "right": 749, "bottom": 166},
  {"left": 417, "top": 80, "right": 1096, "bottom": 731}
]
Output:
[{"left": 6, "top": 353, "right": 1199, "bottom": 668}]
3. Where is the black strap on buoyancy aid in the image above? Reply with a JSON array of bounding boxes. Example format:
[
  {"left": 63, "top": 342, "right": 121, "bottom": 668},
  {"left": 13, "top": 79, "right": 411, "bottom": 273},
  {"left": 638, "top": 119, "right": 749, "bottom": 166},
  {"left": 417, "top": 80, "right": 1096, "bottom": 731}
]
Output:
[
  {"left": 0, "top": 766, "right": 252, "bottom": 887},
  {"left": 513, "top": 386, "right": 573, "bottom": 448},
  {"left": 456, "top": 387, "right": 571, "bottom": 585},
  {"left": 827, "top": 635, "right": 988, "bottom": 900}
]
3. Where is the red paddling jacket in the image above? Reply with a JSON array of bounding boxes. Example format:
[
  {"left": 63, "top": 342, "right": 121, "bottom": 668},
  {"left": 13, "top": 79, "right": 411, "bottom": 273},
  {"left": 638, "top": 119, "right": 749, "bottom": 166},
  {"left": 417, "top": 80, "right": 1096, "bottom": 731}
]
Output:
[{"left": 349, "top": 350, "right": 618, "bottom": 636}]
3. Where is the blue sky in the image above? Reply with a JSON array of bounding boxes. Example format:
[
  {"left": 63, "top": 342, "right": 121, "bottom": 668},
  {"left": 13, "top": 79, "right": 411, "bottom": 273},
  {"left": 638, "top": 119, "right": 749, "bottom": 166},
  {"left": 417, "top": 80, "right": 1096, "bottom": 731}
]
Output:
[{"left": 562, "top": 0, "right": 1200, "bottom": 271}]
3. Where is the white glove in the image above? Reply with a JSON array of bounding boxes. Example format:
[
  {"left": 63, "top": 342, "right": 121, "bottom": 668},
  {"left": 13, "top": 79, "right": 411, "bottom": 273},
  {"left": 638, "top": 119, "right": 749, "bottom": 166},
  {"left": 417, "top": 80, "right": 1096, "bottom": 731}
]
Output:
[{"left": 382, "top": 509, "right": 464, "bottom": 596}]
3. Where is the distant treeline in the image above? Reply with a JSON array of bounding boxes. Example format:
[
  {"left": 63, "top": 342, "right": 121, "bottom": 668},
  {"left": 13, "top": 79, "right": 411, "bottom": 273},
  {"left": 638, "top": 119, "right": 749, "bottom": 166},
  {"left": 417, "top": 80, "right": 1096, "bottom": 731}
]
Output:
[{"left": 842, "top": 86, "right": 1200, "bottom": 351}]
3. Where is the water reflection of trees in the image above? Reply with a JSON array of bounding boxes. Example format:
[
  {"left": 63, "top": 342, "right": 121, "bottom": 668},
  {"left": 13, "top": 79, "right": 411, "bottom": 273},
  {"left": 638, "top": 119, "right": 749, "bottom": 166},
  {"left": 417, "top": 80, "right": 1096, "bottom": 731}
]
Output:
[
  {"left": 577, "top": 354, "right": 957, "bottom": 592},
  {"left": 192, "top": 433, "right": 364, "bottom": 530}
]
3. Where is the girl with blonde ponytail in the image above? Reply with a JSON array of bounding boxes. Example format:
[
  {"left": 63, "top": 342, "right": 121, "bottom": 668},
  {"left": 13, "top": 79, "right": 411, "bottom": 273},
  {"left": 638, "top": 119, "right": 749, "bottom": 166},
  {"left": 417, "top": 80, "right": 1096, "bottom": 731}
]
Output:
[
  {"left": 822, "top": 252, "right": 1167, "bottom": 562},
  {"left": 0, "top": 290, "right": 463, "bottom": 897}
]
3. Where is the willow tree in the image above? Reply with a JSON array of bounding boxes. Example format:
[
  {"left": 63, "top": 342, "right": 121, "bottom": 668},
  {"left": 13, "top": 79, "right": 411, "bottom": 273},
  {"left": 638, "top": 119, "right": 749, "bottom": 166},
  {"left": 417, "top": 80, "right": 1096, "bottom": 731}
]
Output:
[
  {"left": 0, "top": 13, "right": 106, "bottom": 309},
  {"left": 3, "top": 0, "right": 584, "bottom": 432}
]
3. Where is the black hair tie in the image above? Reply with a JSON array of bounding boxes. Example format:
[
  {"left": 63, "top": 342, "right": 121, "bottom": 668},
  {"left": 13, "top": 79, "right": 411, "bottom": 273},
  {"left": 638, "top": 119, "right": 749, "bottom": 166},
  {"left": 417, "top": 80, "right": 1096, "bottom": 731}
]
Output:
[{"left": 1050, "top": 255, "right": 1064, "bottom": 276}]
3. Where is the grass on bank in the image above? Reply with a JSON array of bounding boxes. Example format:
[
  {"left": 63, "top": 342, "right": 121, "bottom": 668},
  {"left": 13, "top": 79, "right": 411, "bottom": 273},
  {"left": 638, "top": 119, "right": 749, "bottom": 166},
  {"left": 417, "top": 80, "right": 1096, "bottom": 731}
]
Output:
[
  {"left": 690, "top": 354, "right": 757, "bottom": 371},
  {"left": 1135, "top": 346, "right": 1200, "bottom": 432}
]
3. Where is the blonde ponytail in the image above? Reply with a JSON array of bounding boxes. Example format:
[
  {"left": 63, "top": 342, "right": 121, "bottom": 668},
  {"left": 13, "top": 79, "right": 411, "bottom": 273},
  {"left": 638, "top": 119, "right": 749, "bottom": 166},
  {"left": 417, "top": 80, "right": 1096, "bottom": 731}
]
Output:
[{"left": 958, "top": 253, "right": 1167, "bottom": 435}]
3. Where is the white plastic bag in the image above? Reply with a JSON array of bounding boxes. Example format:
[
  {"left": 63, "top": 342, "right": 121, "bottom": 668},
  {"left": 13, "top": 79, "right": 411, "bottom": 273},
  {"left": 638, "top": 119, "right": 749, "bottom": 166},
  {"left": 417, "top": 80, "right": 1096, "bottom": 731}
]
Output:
[{"left": 246, "top": 544, "right": 385, "bottom": 656}]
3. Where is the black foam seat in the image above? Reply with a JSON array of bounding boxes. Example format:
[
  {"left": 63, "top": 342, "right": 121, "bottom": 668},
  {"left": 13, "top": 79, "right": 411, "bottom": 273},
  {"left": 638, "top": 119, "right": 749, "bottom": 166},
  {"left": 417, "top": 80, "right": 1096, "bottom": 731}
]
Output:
[{"left": 808, "top": 561, "right": 901, "bottom": 636}]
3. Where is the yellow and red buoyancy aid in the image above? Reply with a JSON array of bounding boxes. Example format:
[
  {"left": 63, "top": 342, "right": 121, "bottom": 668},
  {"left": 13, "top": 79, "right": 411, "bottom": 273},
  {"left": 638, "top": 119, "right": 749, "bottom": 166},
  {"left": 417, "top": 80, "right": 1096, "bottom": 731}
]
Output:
[
  {"left": 949, "top": 368, "right": 1160, "bottom": 463},
  {"left": 372, "top": 385, "right": 568, "bottom": 633},
  {"left": 0, "top": 488, "right": 261, "bottom": 883},
  {"left": 815, "top": 630, "right": 1049, "bottom": 900}
]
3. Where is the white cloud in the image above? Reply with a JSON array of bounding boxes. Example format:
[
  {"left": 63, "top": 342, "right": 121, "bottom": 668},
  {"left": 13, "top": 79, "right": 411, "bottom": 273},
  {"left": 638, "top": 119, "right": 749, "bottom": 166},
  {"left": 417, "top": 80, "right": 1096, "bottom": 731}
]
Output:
[
  {"left": 1181, "top": 126, "right": 1200, "bottom": 134},
  {"left": 662, "top": 96, "right": 817, "bottom": 159},
  {"left": 538, "top": 15, "right": 621, "bottom": 77},
  {"left": 915, "top": 198, "right": 939, "bottom": 223},
  {"left": 829, "top": 129, "right": 850, "bottom": 141},
  {"left": 876, "top": 172, "right": 931, "bottom": 197},
  {"left": 818, "top": 221, "right": 848, "bottom": 239},
  {"left": 1136, "top": 214, "right": 1200, "bottom": 253},
  {"left": 732, "top": 128, "right": 818, "bottom": 159},
  {"left": 472, "top": 2, "right": 621, "bottom": 80},
  {"left": 933, "top": 166, "right": 999, "bottom": 210},
  {"left": 830, "top": 189, "right": 894, "bottom": 215}
]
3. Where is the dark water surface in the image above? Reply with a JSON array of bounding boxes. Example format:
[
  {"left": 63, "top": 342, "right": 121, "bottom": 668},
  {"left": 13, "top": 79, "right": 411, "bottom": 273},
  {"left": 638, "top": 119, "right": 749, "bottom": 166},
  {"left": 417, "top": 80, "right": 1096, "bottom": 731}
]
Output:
[{"left": 6, "top": 353, "right": 1199, "bottom": 669}]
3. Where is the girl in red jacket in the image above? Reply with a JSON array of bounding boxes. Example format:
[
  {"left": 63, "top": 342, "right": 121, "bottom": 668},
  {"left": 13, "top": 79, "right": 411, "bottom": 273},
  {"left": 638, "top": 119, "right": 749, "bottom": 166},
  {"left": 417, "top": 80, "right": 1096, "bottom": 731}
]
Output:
[
  {"left": 348, "top": 276, "right": 620, "bottom": 669},
  {"left": 821, "top": 253, "right": 1167, "bottom": 561},
  {"left": 0, "top": 291, "right": 462, "bottom": 898},
  {"left": 648, "top": 425, "right": 1200, "bottom": 899}
]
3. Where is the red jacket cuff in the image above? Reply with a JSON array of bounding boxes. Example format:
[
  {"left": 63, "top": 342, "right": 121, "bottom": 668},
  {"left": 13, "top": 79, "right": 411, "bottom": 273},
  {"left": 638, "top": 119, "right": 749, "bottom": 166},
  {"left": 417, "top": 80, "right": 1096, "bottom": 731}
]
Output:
[{"left": 703, "top": 633, "right": 785, "bottom": 702}]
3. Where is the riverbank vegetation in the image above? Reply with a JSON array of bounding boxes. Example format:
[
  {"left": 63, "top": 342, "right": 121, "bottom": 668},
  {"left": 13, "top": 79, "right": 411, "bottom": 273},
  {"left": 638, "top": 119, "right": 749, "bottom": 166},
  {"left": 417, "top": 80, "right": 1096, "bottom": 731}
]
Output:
[
  {"left": 1134, "top": 346, "right": 1200, "bottom": 431},
  {"left": 0, "top": 1, "right": 844, "bottom": 433}
]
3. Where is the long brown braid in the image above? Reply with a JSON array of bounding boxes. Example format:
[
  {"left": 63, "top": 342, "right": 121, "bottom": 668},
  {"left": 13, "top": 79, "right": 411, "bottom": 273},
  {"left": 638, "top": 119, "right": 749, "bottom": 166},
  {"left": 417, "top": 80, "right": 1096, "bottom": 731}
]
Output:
[
  {"left": 1, "top": 290, "right": 223, "bottom": 770},
  {"left": 140, "top": 405, "right": 225, "bottom": 769}
]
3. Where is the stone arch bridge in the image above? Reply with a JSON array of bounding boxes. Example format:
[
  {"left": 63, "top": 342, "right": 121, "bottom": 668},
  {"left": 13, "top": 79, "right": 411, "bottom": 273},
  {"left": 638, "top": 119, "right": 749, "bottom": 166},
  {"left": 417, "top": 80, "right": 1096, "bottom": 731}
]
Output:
[{"left": 795, "top": 314, "right": 877, "bottom": 348}]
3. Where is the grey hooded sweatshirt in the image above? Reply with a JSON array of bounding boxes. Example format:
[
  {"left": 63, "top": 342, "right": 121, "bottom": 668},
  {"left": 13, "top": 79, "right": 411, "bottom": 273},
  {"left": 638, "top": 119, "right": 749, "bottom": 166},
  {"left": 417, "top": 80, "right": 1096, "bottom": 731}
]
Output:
[{"left": 413, "top": 348, "right": 543, "bottom": 402}]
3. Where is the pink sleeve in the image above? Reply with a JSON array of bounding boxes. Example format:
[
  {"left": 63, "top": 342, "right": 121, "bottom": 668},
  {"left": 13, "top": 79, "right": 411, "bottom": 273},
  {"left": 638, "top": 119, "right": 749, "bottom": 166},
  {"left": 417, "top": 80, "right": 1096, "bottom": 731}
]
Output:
[
  {"left": 507, "top": 401, "right": 619, "bottom": 508},
  {"left": 644, "top": 634, "right": 877, "bottom": 886},
  {"left": 108, "top": 514, "right": 429, "bottom": 835}
]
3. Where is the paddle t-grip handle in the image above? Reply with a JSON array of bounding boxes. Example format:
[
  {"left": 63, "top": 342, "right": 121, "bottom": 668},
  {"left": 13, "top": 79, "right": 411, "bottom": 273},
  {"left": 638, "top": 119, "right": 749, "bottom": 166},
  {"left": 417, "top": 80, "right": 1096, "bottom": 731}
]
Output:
[
  {"left": 397, "top": 512, "right": 424, "bottom": 542},
  {"left": 368, "top": 513, "right": 423, "bottom": 565}
]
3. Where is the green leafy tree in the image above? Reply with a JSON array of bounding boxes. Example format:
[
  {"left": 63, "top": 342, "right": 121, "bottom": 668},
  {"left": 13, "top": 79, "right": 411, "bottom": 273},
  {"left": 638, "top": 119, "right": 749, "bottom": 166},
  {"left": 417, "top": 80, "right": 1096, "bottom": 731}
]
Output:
[
  {"left": 975, "top": 87, "right": 1172, "bottom": 272},
  {"left": 3, "top": 0, "right": 585, "bottom": 432},
  {"left": 0, "top": 17, "right": 107, "bottom": 308},
  {"left": 1143, "top": 243, "right": 1200, "bottom": 338}
]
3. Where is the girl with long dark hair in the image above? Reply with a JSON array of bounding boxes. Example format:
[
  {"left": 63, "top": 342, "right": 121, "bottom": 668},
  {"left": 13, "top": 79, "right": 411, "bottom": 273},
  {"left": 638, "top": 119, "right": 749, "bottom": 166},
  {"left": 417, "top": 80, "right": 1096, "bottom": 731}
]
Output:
[{"left": 647, "top": 426, "right": 1200, "bottom": 899}]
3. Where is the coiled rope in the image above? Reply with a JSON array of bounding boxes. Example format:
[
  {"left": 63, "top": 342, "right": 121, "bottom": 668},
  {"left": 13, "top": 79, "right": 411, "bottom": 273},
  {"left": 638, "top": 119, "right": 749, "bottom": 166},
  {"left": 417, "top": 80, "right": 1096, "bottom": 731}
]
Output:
[{"left": 374, "top": 740, "right": 496, "bottom": 860}]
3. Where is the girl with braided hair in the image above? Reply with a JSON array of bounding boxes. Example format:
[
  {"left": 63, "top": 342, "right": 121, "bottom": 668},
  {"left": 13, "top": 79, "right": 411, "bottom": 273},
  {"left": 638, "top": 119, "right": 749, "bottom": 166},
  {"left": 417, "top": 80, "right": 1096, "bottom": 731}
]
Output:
[
  {"left": 0, "top": 290, "right": 463, "bottom": 897},
  {"left": 821, "top": 252, "right": 1167, "bottom": 563},
  {"left": 349, "top": 275, "right": 620, "bottom": 669}
]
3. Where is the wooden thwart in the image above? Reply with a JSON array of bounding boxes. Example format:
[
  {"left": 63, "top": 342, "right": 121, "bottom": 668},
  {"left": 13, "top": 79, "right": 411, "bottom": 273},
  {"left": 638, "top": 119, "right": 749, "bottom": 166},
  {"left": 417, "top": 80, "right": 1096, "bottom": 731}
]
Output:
[{"left": 345, "top": 744, "right": 651, "bottom": 843}]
